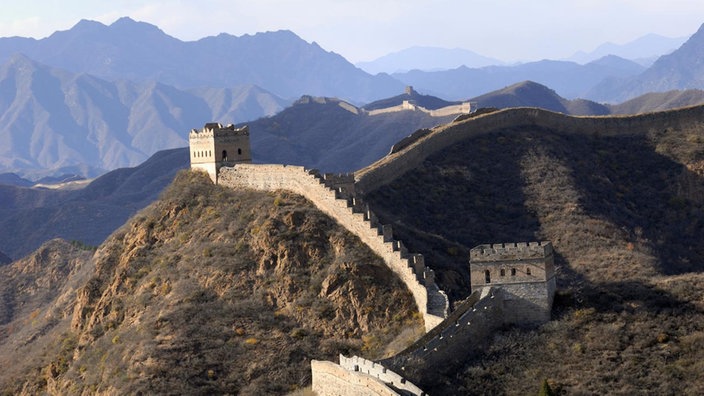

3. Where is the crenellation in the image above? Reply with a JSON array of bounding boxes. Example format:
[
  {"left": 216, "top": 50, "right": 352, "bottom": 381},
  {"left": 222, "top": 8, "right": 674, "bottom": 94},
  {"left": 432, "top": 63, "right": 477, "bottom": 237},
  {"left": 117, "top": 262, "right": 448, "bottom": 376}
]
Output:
[{"left": 469, "top": 240, "right": 553, "bottom": 261}]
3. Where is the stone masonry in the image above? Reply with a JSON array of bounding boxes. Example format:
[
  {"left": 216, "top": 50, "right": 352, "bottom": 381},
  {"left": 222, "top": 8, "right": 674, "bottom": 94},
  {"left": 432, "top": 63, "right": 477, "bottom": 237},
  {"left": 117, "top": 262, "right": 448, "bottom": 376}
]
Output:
[
  {"left": 470, "top": 241, "right": 556, "bottom": 324},
  {"left": 189, "top": 122, "right": 251, "bottom": 183}
]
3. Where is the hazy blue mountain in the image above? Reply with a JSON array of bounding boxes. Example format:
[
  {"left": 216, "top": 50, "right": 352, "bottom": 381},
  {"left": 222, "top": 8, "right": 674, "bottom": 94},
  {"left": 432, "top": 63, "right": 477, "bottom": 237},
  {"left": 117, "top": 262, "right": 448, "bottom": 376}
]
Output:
[
  {"left": 608, "top": 89, "right": 704, "bottom": 114},
  {"left": 0, "top": 147, "right": 188, "bottom": 259},
  {"left": 0, "top": 55, "right": 286, "bottom": 179},
  {"left": 568, "top": 33, "right": 687, "bottom": 65},
  {"left": 356, "top": 46, "right": 503, "bottom": 74},
  {"left": 0, "top": 17, "right": 403, "bottom": 103},
  {"left": 588, "top": 23, "right": 704, "bottom": 103},
  {"left": 0, "top": 173, "right": 33, "bottom": 187},
  {"left": 470, "top": 81, "right": 610, "bottom": 115},
  {"left": 393, "top": 56, "right": 645, "bottom": 100}
]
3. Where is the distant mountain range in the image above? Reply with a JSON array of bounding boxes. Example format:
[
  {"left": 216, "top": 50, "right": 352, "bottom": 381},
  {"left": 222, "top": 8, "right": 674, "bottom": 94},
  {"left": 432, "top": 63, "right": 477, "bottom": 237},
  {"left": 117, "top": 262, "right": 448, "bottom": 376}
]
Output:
[
  {"left": 0, "top": 148, "right": 188, "bottom": 259},
  {"left": 393, "top": 56, "right": 646, "bottom": 101},
  {"left": 0, "top": 17, "right": 403, "bottom": 103},
  {"left": 588, "top": 24, "right": 704, "bottom": 102},
  {"left": 393, "top": 23, "right": 704, "bottom": 103},
  {"left": 0, "top": 54, "right": 287, "bottom": 178},
  {"left": 356, "top": 46, "right": 504, "bottom": 74},
  {"left": 567, "top": 33, "right": 687, "bottom": 65}
]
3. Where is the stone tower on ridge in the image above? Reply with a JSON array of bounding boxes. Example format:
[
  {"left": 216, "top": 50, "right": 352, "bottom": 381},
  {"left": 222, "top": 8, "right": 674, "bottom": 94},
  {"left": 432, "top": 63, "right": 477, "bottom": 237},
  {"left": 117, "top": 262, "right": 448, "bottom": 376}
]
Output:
[
  {"left": 469, "top": 241, "right": 556, "bottom": 324},
  {"left": 189, "top": 122, "right": 252, "bottom": 183}
]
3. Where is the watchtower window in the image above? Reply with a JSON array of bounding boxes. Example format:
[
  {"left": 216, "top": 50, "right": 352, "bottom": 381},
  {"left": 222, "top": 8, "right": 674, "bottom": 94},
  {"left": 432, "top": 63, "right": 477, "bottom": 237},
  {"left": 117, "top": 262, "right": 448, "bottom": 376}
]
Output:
[
  {"left": 238, "top": 148, "right": 242, "bottom": 155},
  {"left": 222, "top": 150, "right": 228, "bottom": 161},
  {"left": 511, "top": 268, "right": 516, "bottom": 276},
  {"left": 500, "top": 269, "right": 505, "bottom": 277},
  {"left": 485, "top": 270, "right": 491, "bottom": 284},
  {"left": 526, "top": 267, "right": 532, "bottom": 276}
]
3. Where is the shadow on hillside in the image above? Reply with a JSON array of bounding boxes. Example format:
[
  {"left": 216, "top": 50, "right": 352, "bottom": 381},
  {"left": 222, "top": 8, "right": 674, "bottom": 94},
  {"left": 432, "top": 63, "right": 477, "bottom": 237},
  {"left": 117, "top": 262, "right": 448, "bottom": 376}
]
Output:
[
  {"left": 418, "top": 275, "right": 702, "bottom": 396},
  {"left": 366, "top": 126, "right": 704, "bottom": 305},
  {"left": 366, "top": 128, "right": 545, "bottom": 302},
  {"left": 562, "top": 134, "right": 704, "bottom": 275}
]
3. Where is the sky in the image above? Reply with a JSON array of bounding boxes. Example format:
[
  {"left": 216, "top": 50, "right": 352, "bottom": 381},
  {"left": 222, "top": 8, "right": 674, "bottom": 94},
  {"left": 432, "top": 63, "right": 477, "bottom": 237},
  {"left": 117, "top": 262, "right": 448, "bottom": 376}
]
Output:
[{"left": 0, "top": 0, "right": 703, "bottom": 63}]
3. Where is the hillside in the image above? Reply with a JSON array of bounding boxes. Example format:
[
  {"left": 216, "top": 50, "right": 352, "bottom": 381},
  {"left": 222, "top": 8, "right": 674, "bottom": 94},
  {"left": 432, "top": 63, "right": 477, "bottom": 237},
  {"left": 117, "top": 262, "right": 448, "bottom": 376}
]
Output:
[
  {"left": 471, "top": 81, "right": 610, "bottom": 115},
  {"left": 609, "top": 89, "right": 704, "bottom": 114},
  {"left": 0, "top": 171, "right": 422, "bottom": 394},
  {"left": 0, "top": 17, "right": 403, "bottom": 103},
  {"left": 245, "top": 95, "right": 458, "bottom": 172},
  {"left": 357, "top": 106, "right": 704, "bottom": 393},
  {"left": 0, "top": 148, "right": 188, "bottom": 260}
]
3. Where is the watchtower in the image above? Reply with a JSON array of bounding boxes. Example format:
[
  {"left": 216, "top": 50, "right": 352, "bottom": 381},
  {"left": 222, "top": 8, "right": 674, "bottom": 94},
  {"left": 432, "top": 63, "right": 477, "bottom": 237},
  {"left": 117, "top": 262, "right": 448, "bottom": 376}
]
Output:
[
  {"left": 469, "top": 241, "right": 556, "bottom": 324},
  {"left": 189, "top": 122, "right": 252, "bottom": 183}
]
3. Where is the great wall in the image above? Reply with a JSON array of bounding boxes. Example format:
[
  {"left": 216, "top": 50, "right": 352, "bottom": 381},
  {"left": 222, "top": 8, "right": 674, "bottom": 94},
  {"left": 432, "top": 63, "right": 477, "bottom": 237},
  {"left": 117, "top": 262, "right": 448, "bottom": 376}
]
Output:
[
  {"left": 187, "top": 104, "right": 704, "bottom": 394},
  {"left": 218, "top": 164, "right": 449, "bottom": 331}
]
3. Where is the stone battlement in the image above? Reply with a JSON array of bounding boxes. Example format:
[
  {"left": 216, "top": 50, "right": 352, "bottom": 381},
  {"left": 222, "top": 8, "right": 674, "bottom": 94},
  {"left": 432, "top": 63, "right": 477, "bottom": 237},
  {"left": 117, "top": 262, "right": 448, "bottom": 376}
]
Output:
[
  {"left": 189, "top": 122, "right": 249, "bottom": 139},
  {"left": 470, "top": 241, "right": 553, "bottom": 262}
]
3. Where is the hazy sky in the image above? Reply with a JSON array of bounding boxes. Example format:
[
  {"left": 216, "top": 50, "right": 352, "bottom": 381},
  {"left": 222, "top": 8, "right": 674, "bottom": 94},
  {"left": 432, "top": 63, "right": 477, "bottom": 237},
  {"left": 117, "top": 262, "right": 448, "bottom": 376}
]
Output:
[{"left": 1, "top": 1, "right": 703, "bottom": 62}]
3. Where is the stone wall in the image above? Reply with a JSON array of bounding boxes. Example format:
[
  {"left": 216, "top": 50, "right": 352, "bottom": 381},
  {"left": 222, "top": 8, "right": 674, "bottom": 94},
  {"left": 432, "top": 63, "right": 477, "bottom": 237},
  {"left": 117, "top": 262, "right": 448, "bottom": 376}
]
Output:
[
  {"left": 366, "top": 101, "right": 471, "bottom": 117},
  {"left": 355, "top": 105, "right": 704, "bottom": 194},
  {"left": 470, "top": 242, "right": 556, "bottom": 324},
  {"left": 382, "top": 287, "right": 505, "bottom": 375},
  {"left": 217, "top": 164, "right": 448, "bottom": 331},
  {"left": 311, "top": 360, "right": 400, "bottom": 396}
]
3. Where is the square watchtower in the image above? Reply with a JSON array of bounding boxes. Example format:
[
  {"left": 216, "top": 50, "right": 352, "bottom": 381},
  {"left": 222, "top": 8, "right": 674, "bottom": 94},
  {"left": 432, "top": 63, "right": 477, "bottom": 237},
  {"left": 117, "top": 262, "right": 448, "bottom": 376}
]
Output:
[
  {"left": 469, "top": 241, "right": 556, "bottom": 324},
  {"left": 189, "top": 122, "right": 252, "bottom": 183}
]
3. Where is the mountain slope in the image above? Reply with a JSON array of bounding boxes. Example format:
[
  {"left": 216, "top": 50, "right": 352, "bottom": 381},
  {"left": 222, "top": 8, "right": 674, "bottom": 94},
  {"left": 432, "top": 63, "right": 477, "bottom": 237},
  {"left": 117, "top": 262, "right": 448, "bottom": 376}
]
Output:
[
  {"left": 0, "top": 17, "right": 403, "bottom": 103},
  {"left": 568, "top": 33, "right": 686, "bottom": 64},
  {"left": 0, "top": 55, "right": 286, "bottom": 178},
  {"left": 358, "top": 106, "right": 704, "bottom": 393},
  {"left": 246, "top": 95, "right": 459, "bottom": 172},
  {"left": 471, "top": 81, "right": 610, "bottom": 115},
  {"left": 0, "top": 148, "right": 189, "bottom": 259},
  {"left": 0, "top": 171, "right": 422, "bottom": 394},
  {"left": 590, "top": 23, "right": 704, "bottom": 102},
  {"left": 610, "top": 89, "right": 704, "bottom": 114}
]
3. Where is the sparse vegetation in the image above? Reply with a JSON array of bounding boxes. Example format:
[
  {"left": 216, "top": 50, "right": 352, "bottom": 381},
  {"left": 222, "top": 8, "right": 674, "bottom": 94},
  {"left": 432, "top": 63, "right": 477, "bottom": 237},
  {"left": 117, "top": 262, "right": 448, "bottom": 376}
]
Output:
[
  {"left": 0, "top": 170, "right": 422, "bottom": 395},
  {"left": 365, "top": 121, "right": 704, "bottom": 394}
]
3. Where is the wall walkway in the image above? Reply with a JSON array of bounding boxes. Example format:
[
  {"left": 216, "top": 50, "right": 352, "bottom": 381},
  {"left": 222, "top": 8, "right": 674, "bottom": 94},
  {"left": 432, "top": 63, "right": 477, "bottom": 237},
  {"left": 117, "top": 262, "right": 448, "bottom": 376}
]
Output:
[
  {"left": 218, "top": 164, "right": 449, "bottom": 331},
  {"left": 355, "top": 105, "right": 704, "bottom": 194}
]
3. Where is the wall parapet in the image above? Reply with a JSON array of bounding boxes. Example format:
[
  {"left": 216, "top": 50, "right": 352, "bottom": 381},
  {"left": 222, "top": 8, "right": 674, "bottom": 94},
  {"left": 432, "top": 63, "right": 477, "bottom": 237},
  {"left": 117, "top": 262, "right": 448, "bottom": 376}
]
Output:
[
  {"left": 470, "top": 241, "right": 553, "bottom": 261},
  {"left": 217, "top": 163, "right": 448, "bottom": 331},
  {"left": 355, "top": 105, "right": 704, "bottom": 194},
  {"left": 338, "top": 355, "right": 426, "bottom": 396}
]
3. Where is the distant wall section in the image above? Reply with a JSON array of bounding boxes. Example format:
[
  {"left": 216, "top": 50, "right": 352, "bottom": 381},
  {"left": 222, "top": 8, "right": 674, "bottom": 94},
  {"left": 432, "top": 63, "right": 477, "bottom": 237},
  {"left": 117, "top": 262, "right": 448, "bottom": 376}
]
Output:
[{"left": 355, "top": 105, "right": 704, "bottom": 194}]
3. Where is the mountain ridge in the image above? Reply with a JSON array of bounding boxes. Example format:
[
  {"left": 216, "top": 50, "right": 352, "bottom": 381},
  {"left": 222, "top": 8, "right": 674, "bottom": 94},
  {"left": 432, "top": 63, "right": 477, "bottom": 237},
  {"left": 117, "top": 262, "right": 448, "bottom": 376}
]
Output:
[{"left": 0, "top": 17, "right": 403, "bottom": 103}]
